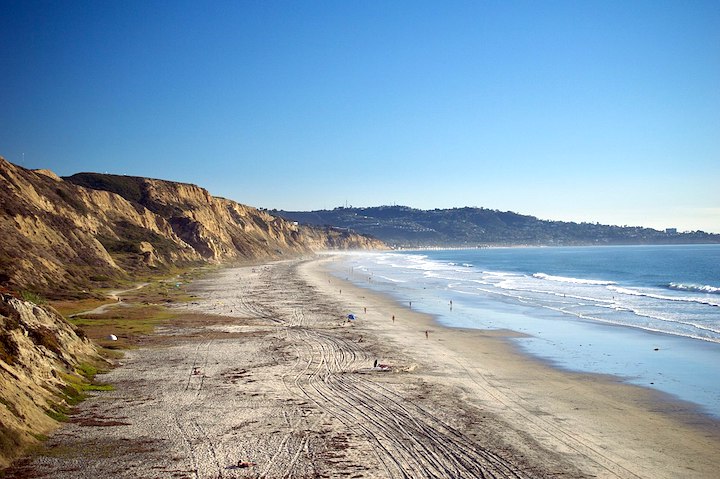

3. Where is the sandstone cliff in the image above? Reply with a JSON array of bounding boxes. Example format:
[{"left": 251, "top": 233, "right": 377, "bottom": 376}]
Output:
[
  {"left": 0, "top": 156, "right": 383, "bottom": 467},
  {"left": 0, "top": 293, "right": 102, "bottom": 468},
  {"left": 0, "top": 157, "right": 384, "bottom": 298}
]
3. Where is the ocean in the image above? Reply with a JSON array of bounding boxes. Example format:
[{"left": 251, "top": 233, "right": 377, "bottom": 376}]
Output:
[{"left": 330, "top": 245, "right": 720, "bottom": 418}]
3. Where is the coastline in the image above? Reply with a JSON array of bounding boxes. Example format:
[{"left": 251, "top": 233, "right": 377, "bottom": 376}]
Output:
[
  {"left": 330, "top": 246, "right": 720, "bottom": 418},
  {"left": 307, "top": 255, "right": 720, "bottom": 478},
  {"left": 5, "top": 255, "right": 719, "bottom": 478}
]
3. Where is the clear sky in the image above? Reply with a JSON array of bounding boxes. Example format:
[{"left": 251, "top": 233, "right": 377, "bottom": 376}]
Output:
[{"left": 1, "top": 1, "right": 719, "bottom": 233}]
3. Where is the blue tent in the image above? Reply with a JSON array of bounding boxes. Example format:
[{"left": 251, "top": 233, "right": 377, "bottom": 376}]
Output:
[{"left": 347, "top": 314, "right": 356, "bottom": 320}]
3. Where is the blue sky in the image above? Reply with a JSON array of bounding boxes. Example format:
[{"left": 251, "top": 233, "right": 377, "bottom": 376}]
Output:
[{"left": 1, "top": 1, "right": 719, "bottom": 232}]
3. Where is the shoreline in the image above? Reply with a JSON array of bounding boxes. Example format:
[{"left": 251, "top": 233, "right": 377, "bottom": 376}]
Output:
[
  {"left": 5, "top": 255, "right": 720, "bottom": 478},
  {"left": 307, "top": 255, "right": 720, "bottom": 478},
  {"left": 327, "top": 248, "right": 720, "bottom": 419}
]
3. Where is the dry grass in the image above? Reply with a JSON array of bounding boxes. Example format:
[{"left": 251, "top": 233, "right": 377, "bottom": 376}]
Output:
[
  {"left": 50, "top": 298, "right": 115, "bottom": 317},
  {"left": 69, "top": 305, "right": 177, "bottom": 349},
  {"left": 54, "top": 270, "right": 209, "bottom": 350}
]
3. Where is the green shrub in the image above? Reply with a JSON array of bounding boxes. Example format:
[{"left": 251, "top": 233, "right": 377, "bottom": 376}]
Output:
[
  {"left": 44, "top": 399, "right": 71, "bottom": 422},
  {"left": 61, "top": 384, "right": 85, "bottom": 406},
  {"left": 75, "top": 363, "right": 99, "bottom": 381},
  {"left": 44, "top": 406, "right": 68, "bottom": 422},
  {"left": 20, "top": 291, "right": 46, "bottom": 305},
  {"left": 84, "top": 384, "right": 114, "bottom": 392}
]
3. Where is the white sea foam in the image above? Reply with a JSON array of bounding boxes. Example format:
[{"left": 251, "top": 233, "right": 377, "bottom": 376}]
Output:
[
  {"left": 532, "top": 272, "right": 616, "bottom": 286},
  {"left": 334, "top": 247, "right": 720, "bottom": 417},
  {"left": 339, "top": 250, "right": 720, "bottom": 341},
  {"left": 608, "top": 286, "right": 720, "bottom": 308},
  {"left": 539, "top": 304, "right": 720, "bottom": 343},
  {"left": 373, "top": 275, "right": 406, "bottom": 283},
  {"left": 669, "top": 283, "right": 720, "bottom": 295}
]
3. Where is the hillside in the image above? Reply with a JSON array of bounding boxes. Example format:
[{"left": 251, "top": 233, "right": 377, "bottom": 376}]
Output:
[
  {"left": 0, "top": 157, "right": 383, "bottom": 466},
  {"left": 0, "top": 158, "right": 384, "bottom": 298},
  {"left": 273, "top": 205, "right": 720, "bottom": 247},
  {"left": 0, "top": 293, "right": 103, "bottom": 468}
]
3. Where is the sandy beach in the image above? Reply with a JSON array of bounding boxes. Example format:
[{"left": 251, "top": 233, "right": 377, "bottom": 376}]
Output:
[{"left": 7, "top": 256, "right": 720, "bottom": 478}]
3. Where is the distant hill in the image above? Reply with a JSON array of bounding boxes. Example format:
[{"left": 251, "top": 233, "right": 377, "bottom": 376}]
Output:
[
  {"left": 272, "top": 205, "right": 720, "bottom": 248},
  {"left": 0, "top": 158, "right": 384, "bottom": 298}
]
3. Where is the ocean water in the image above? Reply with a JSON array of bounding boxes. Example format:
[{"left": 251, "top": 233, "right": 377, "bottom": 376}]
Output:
[{"left": 330, "top": 245, "right": 720, "bottom": 417}]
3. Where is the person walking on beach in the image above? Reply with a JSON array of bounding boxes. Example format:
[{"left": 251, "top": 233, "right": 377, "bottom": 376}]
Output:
[
  {"left": 392, "top": 315, "right": 395, "bottom": 323},
  {"left": 425, "top": 330, "right": 429, "bottom": 339}
]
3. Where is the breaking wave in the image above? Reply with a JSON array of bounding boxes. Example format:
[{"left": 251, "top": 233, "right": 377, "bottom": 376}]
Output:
[
  {"left": 668, "top": 283, "right": 720, "bottom": 295},
  {"left": 532, "top": 272, "right": 616, "bottom": 286},
  {"left": 608, "top": 286, "right": 720, "bottom": 308}
]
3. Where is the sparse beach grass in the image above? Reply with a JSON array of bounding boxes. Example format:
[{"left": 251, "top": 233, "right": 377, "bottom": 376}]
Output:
[
  {"left": 69, "top": 305, "right": 176, "bottom": 349},
  {"left": 50, "top": 298, "right": 115, "bottom": 317},
  {"left": 56, "top": 267, "right": 209, "bottom": 351}
]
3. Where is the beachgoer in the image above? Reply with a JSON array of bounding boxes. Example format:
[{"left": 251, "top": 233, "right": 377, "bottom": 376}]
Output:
[
  {"left": 425, "top": 330, "right": 429, "bottom": 339},
  {"left": 392, "top": 315, "right": 395, "bottom": 322},
  {"left": 373, "top": 359, "right": 378, "bottom": 368}
]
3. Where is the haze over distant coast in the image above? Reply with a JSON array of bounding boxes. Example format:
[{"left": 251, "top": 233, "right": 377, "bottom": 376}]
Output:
[{"left": 274, "top": 205, "right": 720, "bottom": 248}]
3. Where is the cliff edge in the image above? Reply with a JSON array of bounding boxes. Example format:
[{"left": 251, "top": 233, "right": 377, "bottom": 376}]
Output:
[
  {"left": 0, "top": 156, "right": 383, "bottom": 468},
  {"left": 0, "top": 157, "right": 383, "bottom": 298}
]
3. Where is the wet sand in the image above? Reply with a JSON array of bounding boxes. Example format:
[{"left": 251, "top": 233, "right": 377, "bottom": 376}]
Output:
[
  {"left": 7, "top": 257, "right": 720, "bottom": 478},
  {"left": 313, "top": 256, "right": 720, "bottom": 478}
]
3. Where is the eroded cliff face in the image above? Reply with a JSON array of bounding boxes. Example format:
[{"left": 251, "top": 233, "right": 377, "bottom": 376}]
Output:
[
  {"left": 0, "top": 158, "right": 200, "bottom": 296},
  {"left": 0, "top": 158, "right": 383, "bottom": 297},
  {"left": 0, "top": 293, "right": 101, "bottom": 468},
  {"left": 65, "top": 172, "right": 384, "bottom": 260},
  {"left": 0, "top": 158, "right": 383, "bottom": 468}
]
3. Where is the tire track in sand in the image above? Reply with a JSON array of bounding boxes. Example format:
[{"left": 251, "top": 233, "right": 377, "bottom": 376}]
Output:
[
  {"left": 286, "top": 327, "right": 530, "bottom": 478},
  {"left": 172, "top": 339, "right": 227, "bottom": 479},
  {"left": 185, "top": 261, "right": 537, "bottom": 478}
]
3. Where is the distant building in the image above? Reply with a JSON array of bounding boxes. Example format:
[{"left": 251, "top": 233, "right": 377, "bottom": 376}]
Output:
[{"left": 666, "top": 228, "right": 677, "bottom": 235}]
